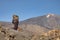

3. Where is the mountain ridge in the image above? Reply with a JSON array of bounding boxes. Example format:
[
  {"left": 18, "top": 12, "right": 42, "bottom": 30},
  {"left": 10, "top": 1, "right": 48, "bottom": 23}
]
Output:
[
  {"left": 20, "top": 14, "right": 60, "bottom": 30},
  {"left": 0, "top": 14, "right": 60, "bottom": 35}
]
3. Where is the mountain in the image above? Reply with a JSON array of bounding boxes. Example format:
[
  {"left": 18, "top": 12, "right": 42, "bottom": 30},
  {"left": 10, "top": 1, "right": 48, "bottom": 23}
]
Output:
[
  {"left": 0, "top": 14, "right": 60, "bottom": 35},
  {"left": 20, "top": 14, "right": 60, "bottom": 30},
  {"left": 0, "top": 14, "right": 60, "bottom": 40}
]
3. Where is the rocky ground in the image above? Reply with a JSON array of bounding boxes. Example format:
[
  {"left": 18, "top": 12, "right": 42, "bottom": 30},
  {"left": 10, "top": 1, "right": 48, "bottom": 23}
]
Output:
[{"left": 0, "top": 25, "right": 60, "bottom": 40}]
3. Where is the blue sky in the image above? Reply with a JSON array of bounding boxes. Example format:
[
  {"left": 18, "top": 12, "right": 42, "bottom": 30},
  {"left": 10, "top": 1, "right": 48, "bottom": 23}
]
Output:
[{"left": 0, "top": 0, "right": 60, "bottom": 22}]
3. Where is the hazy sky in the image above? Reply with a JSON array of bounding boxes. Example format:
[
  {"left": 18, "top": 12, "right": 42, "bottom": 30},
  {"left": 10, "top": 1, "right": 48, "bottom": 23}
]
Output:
[{"left": 0, "top": 0, "right": 60, "bottom": 22}]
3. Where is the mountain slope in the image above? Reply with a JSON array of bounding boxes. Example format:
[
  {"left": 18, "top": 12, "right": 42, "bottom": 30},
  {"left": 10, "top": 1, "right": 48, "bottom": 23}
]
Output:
[
  {"left": 0, "top": 14, "right": 60, "bottom": 35},
  {"left": 20, "top": 14, "right": 60, "bottom": 30},
  {"left": 0, "top": 14, "right": 60, "bottom": 40}
]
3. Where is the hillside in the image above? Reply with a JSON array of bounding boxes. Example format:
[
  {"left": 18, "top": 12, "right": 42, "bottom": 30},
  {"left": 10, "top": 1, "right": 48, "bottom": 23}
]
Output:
[
  {"left": 20, "top": 14, "right": 60, "bottom": 30},
  {"left": 0, "top": 14, "right": 60, "bottom": 34},
  {"left": 0, "top": 25, "right": 60, "bottom": 40},
  {"left": 0, "top": 14, "right": 60, "bottom": 40}
]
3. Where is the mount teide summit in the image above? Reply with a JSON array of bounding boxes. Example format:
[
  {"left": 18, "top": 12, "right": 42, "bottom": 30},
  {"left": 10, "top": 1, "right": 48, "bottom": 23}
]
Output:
[{"left": 20, "top": 14, "right": 60, "bottom": 30}]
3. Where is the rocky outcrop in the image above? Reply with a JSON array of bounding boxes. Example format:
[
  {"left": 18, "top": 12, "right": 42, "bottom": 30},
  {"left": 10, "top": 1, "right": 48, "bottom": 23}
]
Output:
[
  {"left": 39, "top": 30, "right": 60, "bottom": 40},
  {"left": 0, "top": 25, "right": 60, "bottom": 40},
  {"left": 0, "top": 26, "right": 34, "bottom": 40}
]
